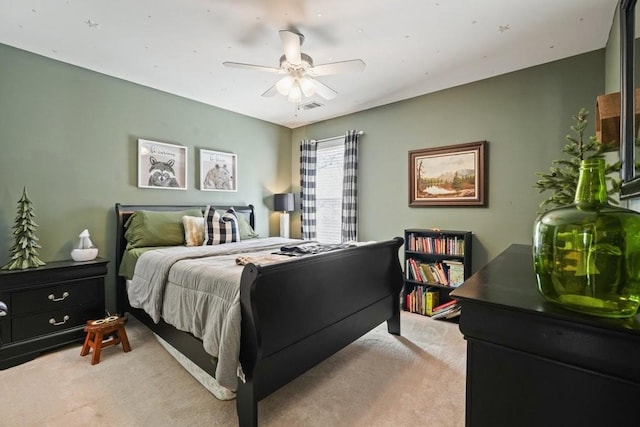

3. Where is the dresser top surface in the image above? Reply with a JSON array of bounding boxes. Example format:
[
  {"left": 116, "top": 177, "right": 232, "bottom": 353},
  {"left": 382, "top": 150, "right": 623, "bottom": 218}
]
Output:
[
  {"left": 0, "top": 258, "right": 109, "bottom": 276},
  {"left": 451, "top": 243, "right": 640, "bottom": 334}
]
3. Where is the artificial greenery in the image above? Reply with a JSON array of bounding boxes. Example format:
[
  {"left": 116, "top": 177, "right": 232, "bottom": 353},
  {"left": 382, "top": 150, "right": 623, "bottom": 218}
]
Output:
[
  {"left": 534, "top": 108, "right": 621, "bottom": 211},
  {"left": 2, "top": 187, "right": 46, "bottom": 270}
]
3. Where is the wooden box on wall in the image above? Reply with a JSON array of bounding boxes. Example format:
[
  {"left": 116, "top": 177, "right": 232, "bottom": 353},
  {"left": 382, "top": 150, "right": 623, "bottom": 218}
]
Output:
[{"left": 595, "top": 89, "right": 640, "bottom": 150}]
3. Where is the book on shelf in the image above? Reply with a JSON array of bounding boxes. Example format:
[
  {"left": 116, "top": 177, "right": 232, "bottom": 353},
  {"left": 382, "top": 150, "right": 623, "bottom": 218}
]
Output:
[
  {"left": 407, "top": 233, "right": 466, "bottom": 255},
  {"left": 431, "top": 299, "right": 458, "bottom": 314},
  {"left": 443, "top": 260, "right": 465, "bottom": 287},
  {"left": 445, "top": 306, "right": 461, "bottom": 319},
  {"left": 406, "top": 286, "right": 423, "bottom": 314},
  {"left": 406, "top": 258, "right": 465, "bottom": 287},
  {"left": 425, "top": 287, "right": 439, "bottom": 316},
  {"left": 420, "top": 263, "right": 438, "bottom": 284},
  {"left": 406, "top": 259, "right": 419, "bottom": 281},
  {"left": 406, "top": 258, "right": 422, "bottom": 282},
  {"left": 406, "top": 258, "right": 441, "bottom": 285},
  {"left": 433, "top": 262, "right": 448, "bottom": 285},
  {"left": 405, "top": 259, "right": 413, "bottom": 280},
  {"left": 405, "top": 285, "right": 441, "bottom": 316},
  {"left": 410, "top": 258, "right": 428, "bottom": 283},
  {"left": 432, "top": 305, "right": 461, "bottom": 320},
  {"left": 430, "top": 300, "right": 461, "bottom": 320}
]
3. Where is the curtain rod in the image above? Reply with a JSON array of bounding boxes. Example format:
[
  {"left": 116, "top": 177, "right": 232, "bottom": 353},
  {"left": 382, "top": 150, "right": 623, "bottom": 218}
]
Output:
[{"left": 315, "top": 130, "right": 364, "bottom": 144}]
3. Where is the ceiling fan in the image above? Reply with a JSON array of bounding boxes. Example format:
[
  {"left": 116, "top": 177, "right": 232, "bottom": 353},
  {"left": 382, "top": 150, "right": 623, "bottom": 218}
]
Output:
[{"left": 223, "top": 30, "right": 365, "bottom": 103}]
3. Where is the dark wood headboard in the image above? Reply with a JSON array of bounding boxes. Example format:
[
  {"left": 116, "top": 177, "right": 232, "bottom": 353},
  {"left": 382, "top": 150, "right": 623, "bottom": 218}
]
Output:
[{"left": 114, "top": 203, "right": 255, "bottom": 313}]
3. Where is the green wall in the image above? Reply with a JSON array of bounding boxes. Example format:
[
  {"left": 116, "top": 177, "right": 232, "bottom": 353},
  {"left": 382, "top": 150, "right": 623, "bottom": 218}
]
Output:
[
  {"left": 1, "top": 42, "right": 607, "bottom": 309},
  {"left": 605, "top": 3, "right": 621, "bottom": 94},
  {"left": 291, "top": 50, "right": 606, "bottom": 272},
  {"left": 0, "top": 43, "right": 292, "bottom": 309}
]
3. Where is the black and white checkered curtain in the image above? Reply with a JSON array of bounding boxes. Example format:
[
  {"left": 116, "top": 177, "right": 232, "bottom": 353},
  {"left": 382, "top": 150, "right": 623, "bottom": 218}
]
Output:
[
  {"left": 341, "top": 130, "right": 360, "bottom": 242},
  {"left": 299, "top": 139, "right": 317, "bottom": 240}
]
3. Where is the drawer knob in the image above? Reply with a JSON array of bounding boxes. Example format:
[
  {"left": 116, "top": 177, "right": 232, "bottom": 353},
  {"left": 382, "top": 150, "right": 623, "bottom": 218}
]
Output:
[
  {"left": 49, "top": 315, "right": 70, "bottom": 326},
  {"left": 48, "top": 291, "right": 70, "bottom": 302}
]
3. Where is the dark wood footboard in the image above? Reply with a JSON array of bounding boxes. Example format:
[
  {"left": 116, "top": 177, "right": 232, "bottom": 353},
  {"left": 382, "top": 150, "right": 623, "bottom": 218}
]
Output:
[{"left": 237, "top": 238, "right": 404, "bottom": 427}]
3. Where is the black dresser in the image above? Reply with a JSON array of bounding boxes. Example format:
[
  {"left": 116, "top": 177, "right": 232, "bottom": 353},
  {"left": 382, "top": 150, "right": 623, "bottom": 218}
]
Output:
[
  {"left": 0, "top": 258, "right": 108, "bottom": 369},
  {"left": 451, "top": 244, "right": 640, "bottom": 427}
]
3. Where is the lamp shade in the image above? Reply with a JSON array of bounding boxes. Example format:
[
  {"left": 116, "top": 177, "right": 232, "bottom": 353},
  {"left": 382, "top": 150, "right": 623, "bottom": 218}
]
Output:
[
  {"left": 274, "top": 193, "right": 295, "bottom": 212},
  {"left": 276, "top": 75, "right": 295, "bottom": 96}
]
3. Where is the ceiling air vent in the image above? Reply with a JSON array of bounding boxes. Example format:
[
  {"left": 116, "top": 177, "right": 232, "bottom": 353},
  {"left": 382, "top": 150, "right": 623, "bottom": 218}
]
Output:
[{"left": 299, "top": 101, "right": 324, "bottom": 110}]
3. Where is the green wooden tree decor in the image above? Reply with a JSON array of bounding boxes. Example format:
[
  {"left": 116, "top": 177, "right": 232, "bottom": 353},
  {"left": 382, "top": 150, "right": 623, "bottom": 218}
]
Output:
[
  {"left": 2, "top": 187, "right": 46, "bottom": 270},
  {"left": 534, "top": 108, "right": 621, "bottom": 212}
]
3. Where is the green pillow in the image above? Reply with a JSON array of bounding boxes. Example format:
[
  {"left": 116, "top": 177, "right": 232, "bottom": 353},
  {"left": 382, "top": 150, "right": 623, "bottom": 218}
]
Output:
[
  {"left": 124, "top": 208, "right": 203, "bottom": 248},
  {"left": 231, "top": 207, "right": 259, "bottom": 239}
]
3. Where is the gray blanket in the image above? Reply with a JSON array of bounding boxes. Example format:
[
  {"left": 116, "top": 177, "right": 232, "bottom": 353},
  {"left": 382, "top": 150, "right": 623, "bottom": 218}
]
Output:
[{"left": 127, "top": 237, "right": 299, "bottom": 391}]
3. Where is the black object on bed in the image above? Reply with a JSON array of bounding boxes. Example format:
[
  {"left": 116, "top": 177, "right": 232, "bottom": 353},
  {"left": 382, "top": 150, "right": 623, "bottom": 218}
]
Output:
[{"left": 115, "top": 203, "right": 404, "bottom": 427}]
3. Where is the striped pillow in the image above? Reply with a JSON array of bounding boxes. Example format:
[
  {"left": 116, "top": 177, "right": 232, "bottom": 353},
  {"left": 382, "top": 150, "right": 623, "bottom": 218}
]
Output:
[{"left": 203, "top": 205, "right": 239, "bottom": 245}]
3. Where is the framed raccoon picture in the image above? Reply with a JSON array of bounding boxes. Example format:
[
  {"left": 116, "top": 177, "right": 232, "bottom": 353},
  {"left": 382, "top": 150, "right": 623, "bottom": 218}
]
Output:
[
  {"left": 200, "top": 149, "right": 237, "bottom": 192},
  {"left": 137, "top": 139, "right": 187, "bottom": 190}
]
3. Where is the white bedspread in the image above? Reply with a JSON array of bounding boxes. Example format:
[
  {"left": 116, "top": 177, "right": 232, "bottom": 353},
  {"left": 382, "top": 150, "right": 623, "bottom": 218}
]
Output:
[{"left": 127, "top": 237, "right": 299, "bottom": 391}]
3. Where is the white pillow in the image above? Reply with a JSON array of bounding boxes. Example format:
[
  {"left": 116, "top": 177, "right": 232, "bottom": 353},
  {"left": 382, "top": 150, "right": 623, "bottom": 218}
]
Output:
[
  {"left": 182, "top": 215, "right": 205, "bottom": 246},
  {"left": 203, "top": 206, "right": 239, "bottom": 245}
]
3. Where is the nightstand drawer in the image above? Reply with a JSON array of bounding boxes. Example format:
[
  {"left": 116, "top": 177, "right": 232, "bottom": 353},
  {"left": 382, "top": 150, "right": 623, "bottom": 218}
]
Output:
[
  {"left": 12, "top": 305, "right": 101, "bottom": 341},
  {"left": 11, "top": 279, "right": 99, "bottom": 316}
]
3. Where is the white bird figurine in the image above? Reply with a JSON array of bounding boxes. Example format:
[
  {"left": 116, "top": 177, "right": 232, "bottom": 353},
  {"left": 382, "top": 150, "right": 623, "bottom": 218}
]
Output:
[
  {"left": 71, "top": 229, "right": 98, "bottom": 261},
  {"left": 78, "top": 229, "right": 95, "bottom": 249}
]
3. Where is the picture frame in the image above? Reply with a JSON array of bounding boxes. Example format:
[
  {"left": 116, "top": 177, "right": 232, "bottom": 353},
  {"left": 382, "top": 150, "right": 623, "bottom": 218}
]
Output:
[
  {"left": 137, "top": 139, "right": 187, "bottom": 190},
  {"left": 200, "top": 149, "right": 238, "bottom": 192},
  {"left": 409, "top": 141, "right": 487, "bottom": 207}
]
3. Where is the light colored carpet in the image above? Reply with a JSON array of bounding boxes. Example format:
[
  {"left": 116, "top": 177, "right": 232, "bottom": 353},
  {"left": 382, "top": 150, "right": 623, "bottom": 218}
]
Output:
[{"left": 1, "top": 312, "right": 466, "bottom": 427}]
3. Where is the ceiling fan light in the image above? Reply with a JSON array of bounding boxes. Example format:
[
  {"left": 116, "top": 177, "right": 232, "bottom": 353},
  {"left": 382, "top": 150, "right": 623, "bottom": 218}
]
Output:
[
  {"left": 288, "top": 83, "right": 302, "bottom": 102},
  {"left": 299, "top": 77, "right": 316, "bottom": 97},
  {"left": 276, "top": 75, "right": 294, "bottom": 95}
]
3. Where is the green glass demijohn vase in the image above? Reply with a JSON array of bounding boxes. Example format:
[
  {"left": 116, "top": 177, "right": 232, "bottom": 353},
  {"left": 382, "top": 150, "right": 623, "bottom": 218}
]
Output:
[{"left": 533, "top": 158, "right": 640, "bottom": 318}]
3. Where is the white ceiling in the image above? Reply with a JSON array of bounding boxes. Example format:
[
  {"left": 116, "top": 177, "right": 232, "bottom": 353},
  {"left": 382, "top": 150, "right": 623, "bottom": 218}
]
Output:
[{"left": 0, "top": 0, "right": 618, "bottom": 129}]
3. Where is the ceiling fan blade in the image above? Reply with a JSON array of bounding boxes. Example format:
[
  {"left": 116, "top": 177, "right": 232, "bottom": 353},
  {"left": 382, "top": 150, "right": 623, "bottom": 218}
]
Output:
[
  {"left": 223, "top": 62, "right": 282, "bottom": 74},
  {"left": 261, "top": 85, "right": 278, "bottom": 97},
  {"left": 310, "top": 59, "right": 366, "bottom": 76},
  {"left": 310, "top": 78, "right": 338, "bottom": 100},
  {"left": 279, "top": 30, "right": 303, "bottom": 65}
]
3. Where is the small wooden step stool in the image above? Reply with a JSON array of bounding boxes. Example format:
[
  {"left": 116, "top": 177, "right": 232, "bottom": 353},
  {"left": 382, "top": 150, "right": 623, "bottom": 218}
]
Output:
[{"left": 80, "top": 316, "right": 131, "bottom": 365}]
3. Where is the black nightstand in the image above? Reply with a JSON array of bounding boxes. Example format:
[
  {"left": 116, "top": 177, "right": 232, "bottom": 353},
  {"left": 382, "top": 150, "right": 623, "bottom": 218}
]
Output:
[{"left": 0, "top": 258, "right": 108, "bottom": 369}]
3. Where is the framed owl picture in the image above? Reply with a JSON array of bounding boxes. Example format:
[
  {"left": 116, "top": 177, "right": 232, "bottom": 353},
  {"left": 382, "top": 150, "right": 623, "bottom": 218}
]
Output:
[
  {"left": 137, "top": 139, "right": 187, "bottom": 190},
  {"left": 199, "top": 149, "right": 237, "bottom": 192}
]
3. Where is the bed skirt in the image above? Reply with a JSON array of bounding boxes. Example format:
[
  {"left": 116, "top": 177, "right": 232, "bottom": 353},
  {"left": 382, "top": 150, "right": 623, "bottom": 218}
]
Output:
[{"left": 154, "top": 333, "right": 236, "bottom": 401}]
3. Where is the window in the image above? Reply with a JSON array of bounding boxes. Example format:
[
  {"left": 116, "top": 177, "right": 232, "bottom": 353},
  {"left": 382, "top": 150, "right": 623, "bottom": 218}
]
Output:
[
  {"left": 300, "top": 130, "right": 359, "bottom": 243},
  {"left": 315, "top": 140, "right": 344, "bottom": 243}
]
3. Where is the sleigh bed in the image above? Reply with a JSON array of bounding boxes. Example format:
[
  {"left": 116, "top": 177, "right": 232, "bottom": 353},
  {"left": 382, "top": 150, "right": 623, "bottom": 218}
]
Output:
[{"left": 114, "top": 203, "right": 404, "bottom": 427}]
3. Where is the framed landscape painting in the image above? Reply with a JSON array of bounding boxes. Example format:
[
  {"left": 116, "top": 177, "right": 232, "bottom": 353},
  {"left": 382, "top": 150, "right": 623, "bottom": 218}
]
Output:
[
  {"left": 200, "top": 149, "right": 237, "bottom": 192},
  {"left": 409, "top": 141, "right": 487, "bottom": 207},
  {"left": 137, "top": 139, "right": 187, "bottom": 190}
]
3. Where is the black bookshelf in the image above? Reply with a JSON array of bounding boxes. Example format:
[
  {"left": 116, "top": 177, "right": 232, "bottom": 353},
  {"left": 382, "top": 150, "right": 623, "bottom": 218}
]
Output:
[{"left": 403, "top": 229, "right": 472, "bottom": 319}]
